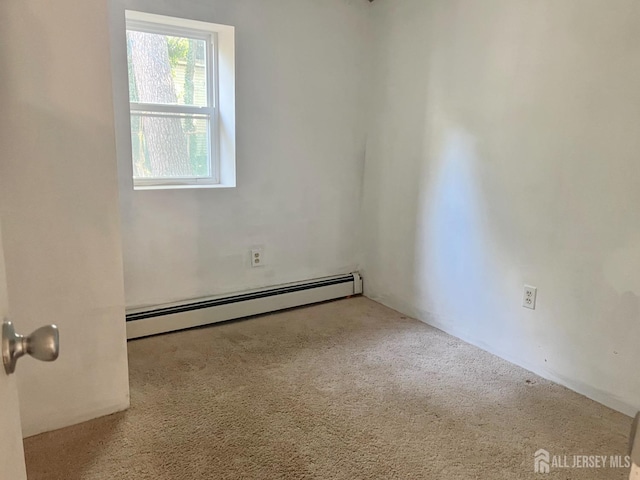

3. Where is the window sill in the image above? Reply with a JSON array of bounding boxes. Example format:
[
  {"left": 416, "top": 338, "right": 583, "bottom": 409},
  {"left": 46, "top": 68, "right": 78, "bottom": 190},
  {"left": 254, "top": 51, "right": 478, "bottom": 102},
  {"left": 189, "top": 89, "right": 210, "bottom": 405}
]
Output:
[{"left": 133, "top": 183, "right": 236, "bottom": 191}]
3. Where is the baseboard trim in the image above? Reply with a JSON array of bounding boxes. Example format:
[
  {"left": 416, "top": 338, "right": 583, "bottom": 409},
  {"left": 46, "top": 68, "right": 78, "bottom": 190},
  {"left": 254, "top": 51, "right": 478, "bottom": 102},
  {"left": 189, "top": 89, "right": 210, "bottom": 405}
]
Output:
[{"left": 126, "top": 273, "right": 363, "bottom": 339}]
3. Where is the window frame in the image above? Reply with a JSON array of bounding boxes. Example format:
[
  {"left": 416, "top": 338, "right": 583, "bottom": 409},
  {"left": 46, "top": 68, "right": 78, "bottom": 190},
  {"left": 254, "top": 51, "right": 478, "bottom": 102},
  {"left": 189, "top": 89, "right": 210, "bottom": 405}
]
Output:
[{"left": 124, "top": 11, "right": 235, "bottom": 190}]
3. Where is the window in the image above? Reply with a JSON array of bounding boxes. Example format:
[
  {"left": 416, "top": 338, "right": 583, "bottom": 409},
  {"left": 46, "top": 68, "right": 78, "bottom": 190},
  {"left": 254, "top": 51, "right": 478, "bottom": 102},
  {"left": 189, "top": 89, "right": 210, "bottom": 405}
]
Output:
[{"left": 125, "top": 11, "right": 236, "bottom": 189}]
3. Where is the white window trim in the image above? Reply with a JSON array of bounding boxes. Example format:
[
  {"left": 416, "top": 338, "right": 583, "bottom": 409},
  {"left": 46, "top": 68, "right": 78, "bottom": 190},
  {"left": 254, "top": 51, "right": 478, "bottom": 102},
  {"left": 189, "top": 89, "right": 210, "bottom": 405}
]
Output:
[{"left": 125, "top": 10, "right": 236, "bottom": 190}]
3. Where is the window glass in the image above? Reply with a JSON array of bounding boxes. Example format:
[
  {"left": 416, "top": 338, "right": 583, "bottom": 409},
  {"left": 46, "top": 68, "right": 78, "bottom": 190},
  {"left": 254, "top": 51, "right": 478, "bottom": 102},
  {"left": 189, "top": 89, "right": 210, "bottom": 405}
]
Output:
[
  {"left": 130, "top": 113, "right": 210, "bottom": 179},
  {"left": 127, "top": 31, "right": 208, "bottom": 107}
]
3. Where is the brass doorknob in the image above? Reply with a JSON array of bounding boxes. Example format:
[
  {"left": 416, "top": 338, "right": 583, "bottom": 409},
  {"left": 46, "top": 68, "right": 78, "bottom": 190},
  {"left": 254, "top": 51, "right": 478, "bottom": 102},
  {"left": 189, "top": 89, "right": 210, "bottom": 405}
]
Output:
[{"left": 2, "top": 321, "right": 59, "bottom": 374}]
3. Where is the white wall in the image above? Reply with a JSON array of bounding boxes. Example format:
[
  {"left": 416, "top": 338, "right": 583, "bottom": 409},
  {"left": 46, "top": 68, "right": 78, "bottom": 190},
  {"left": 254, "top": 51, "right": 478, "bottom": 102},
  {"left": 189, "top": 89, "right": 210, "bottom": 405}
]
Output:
[
  {"left": 362, "top": 0, "right": 640, "bottom": 415},
  {"left": 110, "top": 0, "right": 371, "bottom": 309},
  {"left": 0, "top": 0, "right": 130, "bottom": 436}
]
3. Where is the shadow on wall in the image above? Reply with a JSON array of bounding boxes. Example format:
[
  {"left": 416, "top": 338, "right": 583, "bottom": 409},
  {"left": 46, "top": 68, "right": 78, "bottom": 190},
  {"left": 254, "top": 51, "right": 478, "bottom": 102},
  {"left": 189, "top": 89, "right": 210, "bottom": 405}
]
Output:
[{"left": 360, "top": 0, "right": 433, "bottom": 308}]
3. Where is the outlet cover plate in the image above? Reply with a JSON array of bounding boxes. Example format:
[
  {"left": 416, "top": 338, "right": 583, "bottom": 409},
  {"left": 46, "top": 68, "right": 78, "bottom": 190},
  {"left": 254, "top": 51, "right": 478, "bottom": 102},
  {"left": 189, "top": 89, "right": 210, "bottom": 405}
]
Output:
[
  {"left": 523, "top": 285, "right": 537, "bottom": 310},
  {"left": 251, "top": 248, "right": 264, "bottom": 268}
]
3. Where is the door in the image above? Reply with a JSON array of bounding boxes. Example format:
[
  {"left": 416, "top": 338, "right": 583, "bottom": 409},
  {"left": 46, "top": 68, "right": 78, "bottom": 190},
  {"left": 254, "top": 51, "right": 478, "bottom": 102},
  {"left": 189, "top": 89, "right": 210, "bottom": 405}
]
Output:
[{"left": 0, "top": 220, "right": 27, "bottom": 479}]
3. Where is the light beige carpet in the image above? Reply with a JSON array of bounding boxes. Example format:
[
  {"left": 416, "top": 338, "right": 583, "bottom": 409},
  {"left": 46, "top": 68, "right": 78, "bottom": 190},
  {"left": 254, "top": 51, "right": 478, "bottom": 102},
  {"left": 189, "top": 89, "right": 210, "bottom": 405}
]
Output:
[{"left": 25, "top": 297, "right": 631, "bottom": 479}]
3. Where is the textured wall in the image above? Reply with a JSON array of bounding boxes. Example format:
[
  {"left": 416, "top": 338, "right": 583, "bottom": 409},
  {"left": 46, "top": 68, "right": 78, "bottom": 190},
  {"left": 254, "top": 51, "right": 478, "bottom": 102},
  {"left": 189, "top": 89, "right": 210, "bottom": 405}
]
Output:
[
  {"left": 362, "top": 0, "right": 640, "bottom": 415},
  {"left": 110, "top": 0, "right": 371, "bottom": 309}
]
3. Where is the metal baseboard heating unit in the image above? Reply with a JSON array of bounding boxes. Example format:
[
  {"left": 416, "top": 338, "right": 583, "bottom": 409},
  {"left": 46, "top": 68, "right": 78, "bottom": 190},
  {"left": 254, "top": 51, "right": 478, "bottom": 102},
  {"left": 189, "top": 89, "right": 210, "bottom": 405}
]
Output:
[{"left": 126, "top": 272, "right": 363, "bottom": 339}]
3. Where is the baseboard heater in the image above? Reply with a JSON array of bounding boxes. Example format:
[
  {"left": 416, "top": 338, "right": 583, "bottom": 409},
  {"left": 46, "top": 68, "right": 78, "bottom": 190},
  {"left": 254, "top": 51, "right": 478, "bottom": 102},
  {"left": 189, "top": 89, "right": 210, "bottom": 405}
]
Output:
[{"left": 126, "top": 272, "right": 363, "bottom": 339}]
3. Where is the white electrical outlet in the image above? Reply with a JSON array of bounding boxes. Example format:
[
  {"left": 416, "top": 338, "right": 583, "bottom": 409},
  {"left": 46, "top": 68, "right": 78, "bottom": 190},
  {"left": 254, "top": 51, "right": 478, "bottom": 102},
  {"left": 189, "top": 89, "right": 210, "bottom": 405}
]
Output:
[
  {"left": 251, "top": 248, "right": 264, "bottom": 268},
  {"left": 523, "top": 285, "right": 537, "bottom": 310}
]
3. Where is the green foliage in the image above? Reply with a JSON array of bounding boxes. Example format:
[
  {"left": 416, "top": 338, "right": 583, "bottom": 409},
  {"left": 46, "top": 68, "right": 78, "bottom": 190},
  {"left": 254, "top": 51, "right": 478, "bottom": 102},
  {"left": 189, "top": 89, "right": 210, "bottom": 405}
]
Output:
[{"left": 167, "top": 36, "right": 189, "bottom": 68}]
